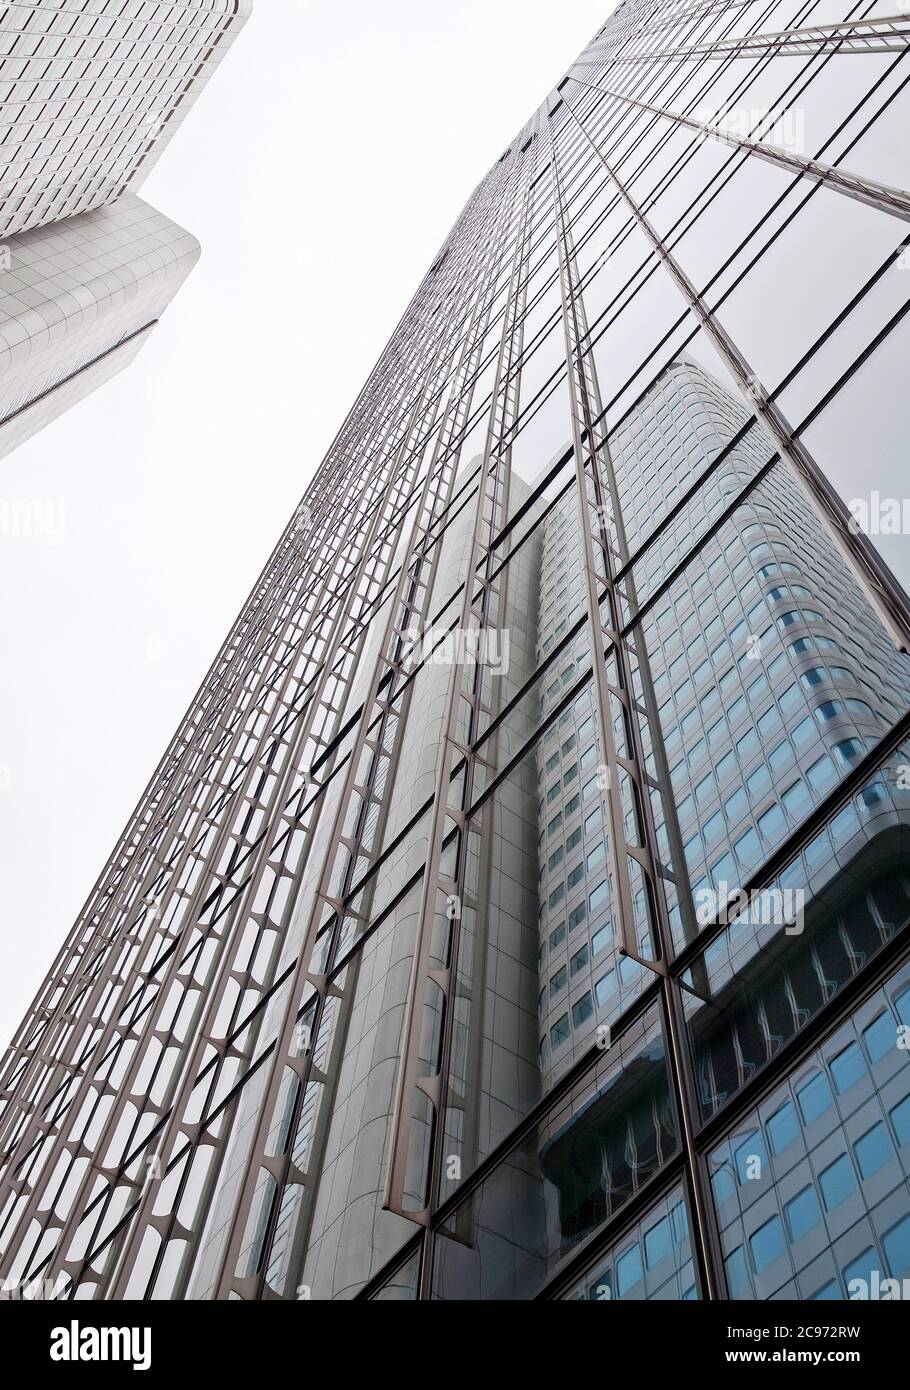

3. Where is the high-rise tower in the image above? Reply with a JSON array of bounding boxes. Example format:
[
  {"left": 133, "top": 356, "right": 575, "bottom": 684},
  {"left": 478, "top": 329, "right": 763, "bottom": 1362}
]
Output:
[
  {"left": 1, "top": 0, "right": 909, "bottom": 1303},
  {"left": 0, "top": 1, "right": 249, "bottom": 460}
]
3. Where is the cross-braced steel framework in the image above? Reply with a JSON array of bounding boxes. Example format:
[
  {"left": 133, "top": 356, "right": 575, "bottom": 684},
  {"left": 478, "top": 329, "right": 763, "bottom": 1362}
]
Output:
[{"left": 2, "top": 0, "right": 910, "bottom": 1302}]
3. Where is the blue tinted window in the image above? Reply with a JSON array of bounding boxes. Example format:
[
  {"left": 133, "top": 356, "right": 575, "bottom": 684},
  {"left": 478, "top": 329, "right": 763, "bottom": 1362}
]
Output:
[
  {"left": 644, "top": 1215, "right": 672, "bottom": 1270},
  {"left": 863, "top": 1012, "right": 895, "bottom": 1064},
  {"left": 792, "top": 717, "right": 815, "bottom": 749},
  {"left": 734, "top": 1132, "right": 768, "bottom": 1184},
  {"left": 734, "top": 828, "right": 761, "bottom": 868},
  {"left": 757, "top": 804, "right": 787, "bottom": 843},
  {"left": 591, "top": 924, "right": 610, "bottom": 956},
  {"left": 830, "top": 1042, "right": 866, "bottom": 1095},
  {"left": 889, "top": 1094, "right": 910, "bottom": 1146},
  {"left": 806, "top": 754, "right": 836, "bottom": 793},
  {"left": 884, "top": 1213, "right": 910, "bottom": 1279},
  {"left": 767, "top": 1101, "right": 799, "bottom": 1156},
  {"left": 572, "top": 993, "right": 593, "bottom": 1028},
  {"left": 594, "top": 971, "right": 615, "bottom": 1006},
  {"left": 670, "top": 1201, "right": 688, "bottom": 1247},
  {"left": 768, "top": 741, "right": 792, "bottom": 774},
  {"left": 725, "top": 1246, "right": 750, "bottom": 1298},
  {"left": 843, "top": 1248, "right": 878, "bottom": 1289},
  {"left": 895, "top": 989, "right": 910, "bottom": 1028},
  {"left": 710, "top": 853, "right": 736, "bottom": 886},
  {"left": 785, "top": 1186, "right": 821, "bottom": 1241},
  {"left": 811, "top": 1280, "right": 840, "bottom": 1300},
  {"left": 616, "top": 1243, "right": 643, "bottom": 1296},
  {"left": 819, "top": 1154, "right": 857, "bottom": 1212},
  {"left": 797, "top": 1071, "right": 834, "bottom": 1126},
  {"left": 782, "top": 780, "right": 811, "bottom": 819},
  {"left": 750, "top": 1216, "right": 785, "bottom": 1275},
  {"left": 711, "top": 1166, "right": 736, "bottom": 1205},
  {"left": 854, "top": 1123, "right": 894, "bottom": 1180}
]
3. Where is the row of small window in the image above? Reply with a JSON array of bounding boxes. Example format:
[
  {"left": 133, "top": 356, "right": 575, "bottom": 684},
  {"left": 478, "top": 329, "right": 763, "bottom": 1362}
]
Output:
[
  {"left": 541, "top": 716, "right": 594, "bottom": 776},
  {"left": 658, "top": 644, "right": 882, "bottom": 750},
  {"left": 538, "top": 767, "right": 613, "bottom": 885},
  {"left": 671, "top": 717, "right": 865, "bottom": 835},
  {"left": 540, "top": 942, "right": 649, "bottom": 1062},
  {"left": 540, "top": 875, "right": 611, "bottom": 936},
  {"left": 679, "top": 753, "right": 844, "bottom": 874},
  {"left": 541, "top": 660, "right": 585, "bottom": 710},
  {"left": 539, "top": 798, "right": 602, "bottom": 858},
  {"left": 726, "top": 1211, "right": 910, "bottom": 1298},
  {"left": 655, "top": 545, "right": 898, "bottom": 710},
  {"left": 723, "top": 1090, "right": 910, "bottom": 1213},
  {"left": 716, "top": 997, "right": 910, "bottom": 1191},
  {"left": 541, "top": 992, "right": 595, "bottom": 1058},
  {"left": 542, "top": 836, "right": 606, "bottom": 893},
  {"left": 572, "top": 1195, "right": 696, "bottom": 1300},
  {"left": 685, "top": 748, "right": 868, "bottom": 899},
  {"left": 540, "top": 890, "right": 613, "bottom": 964},
  {"left": 616, "top": 434, "right": 712, "bottom": 502}
]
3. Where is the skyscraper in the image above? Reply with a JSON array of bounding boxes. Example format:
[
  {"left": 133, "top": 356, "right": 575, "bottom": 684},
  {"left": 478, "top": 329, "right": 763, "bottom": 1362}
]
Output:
[
  {"left": 0, "top": 0, "right": 250, "bottom": 459},
  {"left": 1, "top": 0, "right": 910, "bottom": 1303}
]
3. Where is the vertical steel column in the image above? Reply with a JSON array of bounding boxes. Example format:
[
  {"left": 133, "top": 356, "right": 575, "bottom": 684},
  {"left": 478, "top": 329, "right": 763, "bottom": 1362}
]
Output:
[
  {"left": 382, "top": 126, "right": 542, "bottom": 1236},
  {"left": 545, "top": 100, "right": 722, "bottom": 1299}
]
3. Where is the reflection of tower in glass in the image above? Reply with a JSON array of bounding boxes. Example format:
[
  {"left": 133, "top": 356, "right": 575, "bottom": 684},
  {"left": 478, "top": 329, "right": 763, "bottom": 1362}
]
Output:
[{"left": 535, "top": 357, "right": 910, "bottom": 1099}]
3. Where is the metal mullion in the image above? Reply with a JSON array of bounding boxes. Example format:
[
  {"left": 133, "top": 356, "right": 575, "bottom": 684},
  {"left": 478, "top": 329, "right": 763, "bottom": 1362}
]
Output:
[
  {"left": 0, "top": 258, "right": 469, "bottom": 1139},
  {"left": 134, "top": 170, "right": 516, "bottom": 1301},
  {"left": 0, "top": 225, "right": 489, "bottom": 1106},
  {"left": 565, "top": 90, "right": 910, "bottom": 656},
  {"left": 183, "top": 244, "right": 514, "bottom": 1302},
  {"left": 597, "top": 12, "right": 910, "bottom": 65},
  {"left": 552, "top": 0, "right": 801, "bottom": 354},
  {"left": 547, "top": 113, "right": 662, "bottom": 977},
  {"left": 381, "top": 132, "right": 541, "bottom": 1245},
  {"left": 1, "top": 292, "right": 462, "bottom": 1290},
  {"left": 573, "top": 72, "right": 910, "bottom": 224},
  {"left": 96, "top": 317, "right": 473, "bottom": 1300},
  {"left": 562, "top": 68, "right": 910, "bottom": 1301},
  {"left": 0, "top": 494, "right": 383, "bottom": 1179},
  {"left": 548, "top": 98, "right": 729, "bottom": 1300},
  {"left": 0, "top": 452, "right": 395, "bottom": 1122}
]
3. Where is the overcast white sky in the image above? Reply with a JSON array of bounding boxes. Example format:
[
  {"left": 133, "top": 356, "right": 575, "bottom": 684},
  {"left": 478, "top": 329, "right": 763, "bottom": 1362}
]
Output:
[{"left": 0, "top": 2, "right": 616, "bottom": 1039}]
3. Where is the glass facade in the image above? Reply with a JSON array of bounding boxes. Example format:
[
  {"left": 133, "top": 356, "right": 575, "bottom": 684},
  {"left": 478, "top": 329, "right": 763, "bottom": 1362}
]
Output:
[{"left": 1, "top": 0, "right": 909, "bottom": 1302}]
